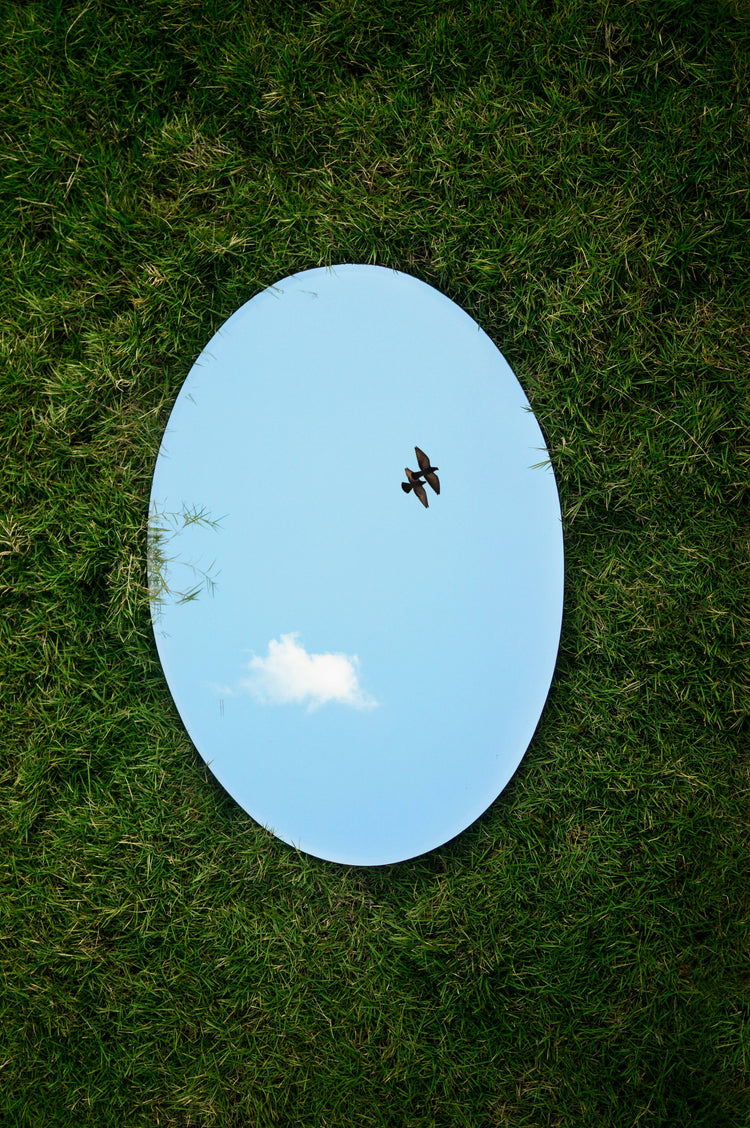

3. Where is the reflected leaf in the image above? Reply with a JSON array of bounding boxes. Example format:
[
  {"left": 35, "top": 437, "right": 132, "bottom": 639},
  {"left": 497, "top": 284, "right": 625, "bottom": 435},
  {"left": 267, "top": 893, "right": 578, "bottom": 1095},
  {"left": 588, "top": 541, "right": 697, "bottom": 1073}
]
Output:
[{"left": 147, "top": 504, "right": 224, "bottom": 620}]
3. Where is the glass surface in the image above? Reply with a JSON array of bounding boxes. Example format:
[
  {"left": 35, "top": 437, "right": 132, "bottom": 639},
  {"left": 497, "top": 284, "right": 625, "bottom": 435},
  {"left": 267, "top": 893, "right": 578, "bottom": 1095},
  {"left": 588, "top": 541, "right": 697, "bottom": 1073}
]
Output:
[{"left": 148, "top": 265, "right": 564, "bottom": 865}]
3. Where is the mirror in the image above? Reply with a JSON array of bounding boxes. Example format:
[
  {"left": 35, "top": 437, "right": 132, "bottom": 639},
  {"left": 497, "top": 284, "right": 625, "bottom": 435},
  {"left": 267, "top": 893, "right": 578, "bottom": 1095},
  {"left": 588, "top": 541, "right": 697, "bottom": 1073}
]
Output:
[{"left": 149, "top": 265, "right": 564, "bottom": 865}]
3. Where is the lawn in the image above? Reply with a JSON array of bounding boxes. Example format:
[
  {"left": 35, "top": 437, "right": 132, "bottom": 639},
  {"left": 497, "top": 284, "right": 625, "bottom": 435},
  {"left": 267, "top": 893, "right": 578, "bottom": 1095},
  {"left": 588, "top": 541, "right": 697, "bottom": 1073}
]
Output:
[{"left": 1, "top": 0, "right": 748, "bottom": 1125}]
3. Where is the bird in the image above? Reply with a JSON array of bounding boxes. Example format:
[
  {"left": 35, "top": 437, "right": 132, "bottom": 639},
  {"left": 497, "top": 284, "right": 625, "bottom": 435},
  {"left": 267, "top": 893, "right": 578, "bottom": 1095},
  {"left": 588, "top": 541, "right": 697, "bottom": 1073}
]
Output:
[
  {"left": 414, "top": 447, "right": 440, "bottom": 495},
  {"left": 402, "top": 466, "right": 429, "bottom": 508}
]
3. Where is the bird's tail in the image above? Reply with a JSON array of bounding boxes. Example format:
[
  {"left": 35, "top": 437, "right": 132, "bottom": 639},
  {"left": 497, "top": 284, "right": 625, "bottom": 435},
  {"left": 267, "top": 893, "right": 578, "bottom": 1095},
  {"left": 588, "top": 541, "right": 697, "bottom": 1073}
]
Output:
[{"left": 401, "top": 482, "right": 412, "bottom": 494}]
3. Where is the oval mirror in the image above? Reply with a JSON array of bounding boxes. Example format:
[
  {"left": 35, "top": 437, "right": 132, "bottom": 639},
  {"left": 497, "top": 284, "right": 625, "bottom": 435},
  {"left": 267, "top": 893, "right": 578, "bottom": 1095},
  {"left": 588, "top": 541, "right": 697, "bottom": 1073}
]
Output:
[{"left": 149, "top": 265, "right": 564, "bottom": 865}]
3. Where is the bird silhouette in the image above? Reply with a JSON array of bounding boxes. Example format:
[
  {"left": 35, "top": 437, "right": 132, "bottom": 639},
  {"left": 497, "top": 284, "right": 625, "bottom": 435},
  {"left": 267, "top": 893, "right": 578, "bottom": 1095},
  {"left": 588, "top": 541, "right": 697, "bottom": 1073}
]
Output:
[
  {"left": 414, "top": 447, "right": 440, "bottom": 495},
  {"left": 402, "top": 466, "right": 429, "bottom": 508}
]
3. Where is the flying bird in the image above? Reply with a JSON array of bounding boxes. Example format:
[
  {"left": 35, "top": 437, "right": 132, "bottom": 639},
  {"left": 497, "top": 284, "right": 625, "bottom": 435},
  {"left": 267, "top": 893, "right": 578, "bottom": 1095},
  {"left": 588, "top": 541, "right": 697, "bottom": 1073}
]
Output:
[
  {"left": 414, "top": 447, "right": 440, "bottom": 495},
  {"left": 402, "top": 466, "right": 429, "bottom": 508},
  {"left": 402, "top": 447, "right": 440, "bottom": 508}
]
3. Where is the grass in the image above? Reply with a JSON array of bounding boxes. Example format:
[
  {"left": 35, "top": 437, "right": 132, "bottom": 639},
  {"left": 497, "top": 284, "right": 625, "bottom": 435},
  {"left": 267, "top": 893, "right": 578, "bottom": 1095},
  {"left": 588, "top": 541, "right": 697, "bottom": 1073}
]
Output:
[{"left": 1, "top": 0, "right": 748, "bottom": 1124}]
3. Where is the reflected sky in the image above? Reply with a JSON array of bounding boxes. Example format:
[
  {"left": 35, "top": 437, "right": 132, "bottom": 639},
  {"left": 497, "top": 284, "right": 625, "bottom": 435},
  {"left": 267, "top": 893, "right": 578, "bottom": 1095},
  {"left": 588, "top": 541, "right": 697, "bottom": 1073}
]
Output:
[{"left": 149, "top": 265, "right": 564, "bottom": 865}]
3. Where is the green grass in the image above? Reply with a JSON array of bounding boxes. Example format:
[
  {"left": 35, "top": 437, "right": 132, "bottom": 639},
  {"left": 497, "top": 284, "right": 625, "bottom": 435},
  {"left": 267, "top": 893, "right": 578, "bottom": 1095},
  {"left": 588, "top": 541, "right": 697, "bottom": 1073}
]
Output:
[{"left": 1, "top": 0, "right": 748, "bottom": 1124}]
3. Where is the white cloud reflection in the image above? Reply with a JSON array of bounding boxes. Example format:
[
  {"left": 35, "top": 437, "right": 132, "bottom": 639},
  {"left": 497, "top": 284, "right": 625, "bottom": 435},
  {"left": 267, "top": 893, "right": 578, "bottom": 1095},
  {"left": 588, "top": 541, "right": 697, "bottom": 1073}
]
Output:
[{"left": 242, "top": 633, "right": 378, "bottom": 711}]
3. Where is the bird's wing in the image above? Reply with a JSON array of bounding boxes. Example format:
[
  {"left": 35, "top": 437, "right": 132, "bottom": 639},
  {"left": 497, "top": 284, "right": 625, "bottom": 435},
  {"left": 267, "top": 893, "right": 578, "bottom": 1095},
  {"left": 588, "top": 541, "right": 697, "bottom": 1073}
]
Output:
[
  {"left": 415, "top": 447, "right": 430, "bottom": 472},
  {"left": 424, "top": 471, "right": 440, "bottom": 495},
  {"left": 414, "top": 482, "right": 428, "bottom": 508}
]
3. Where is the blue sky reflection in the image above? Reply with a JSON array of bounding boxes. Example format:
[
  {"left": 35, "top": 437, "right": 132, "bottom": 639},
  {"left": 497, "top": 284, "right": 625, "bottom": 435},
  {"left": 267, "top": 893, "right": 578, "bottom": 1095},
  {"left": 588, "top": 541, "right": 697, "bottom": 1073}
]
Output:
[{"left": 149, "top": 265, "right": 564, "bottom": 865}]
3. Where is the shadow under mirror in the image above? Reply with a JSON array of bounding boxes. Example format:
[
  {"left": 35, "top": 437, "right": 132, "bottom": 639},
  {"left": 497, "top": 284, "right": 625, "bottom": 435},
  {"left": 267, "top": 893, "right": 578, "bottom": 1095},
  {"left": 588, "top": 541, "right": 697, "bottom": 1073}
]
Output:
[{"left": 148, "top": 265, "right": 564, "bottom": 865}]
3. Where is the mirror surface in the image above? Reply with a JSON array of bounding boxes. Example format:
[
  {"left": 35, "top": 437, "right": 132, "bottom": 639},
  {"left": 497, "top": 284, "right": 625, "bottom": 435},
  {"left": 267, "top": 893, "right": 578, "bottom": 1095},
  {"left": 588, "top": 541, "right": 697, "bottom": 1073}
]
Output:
[{"left": 149, "top": 265, "right": 564, "bottom": 865}]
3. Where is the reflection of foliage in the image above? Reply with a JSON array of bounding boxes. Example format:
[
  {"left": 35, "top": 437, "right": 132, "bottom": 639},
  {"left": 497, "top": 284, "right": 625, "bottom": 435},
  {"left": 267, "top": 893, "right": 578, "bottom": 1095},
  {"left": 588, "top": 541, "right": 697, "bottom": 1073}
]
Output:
[{"left": 147, "top": 504, "right": 223, "bottom": 618}]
